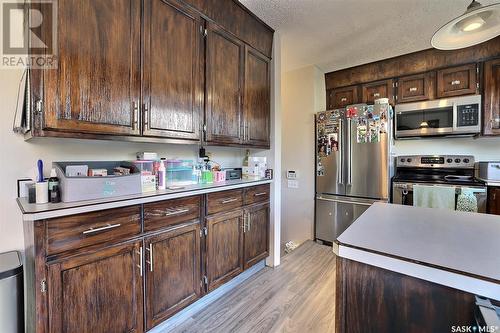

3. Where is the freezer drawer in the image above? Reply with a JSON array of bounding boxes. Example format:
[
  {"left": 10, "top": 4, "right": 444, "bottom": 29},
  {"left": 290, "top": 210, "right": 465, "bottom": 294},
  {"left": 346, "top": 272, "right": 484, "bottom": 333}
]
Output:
[{"left": 315, "top": 195, "right": 382, "bottom": 243}]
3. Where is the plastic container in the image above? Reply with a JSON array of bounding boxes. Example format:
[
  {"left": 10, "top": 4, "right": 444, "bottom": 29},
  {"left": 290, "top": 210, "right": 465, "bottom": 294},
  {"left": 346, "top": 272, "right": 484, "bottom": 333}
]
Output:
[
  {"left": 166, "top": 160, "right": 196, "bottom": 186},
  {"left": 132, "top": 160, "right": 155, "bottom": 175},
  {"left": 54, "top": 161, "right": 141, "bottom": 202}
]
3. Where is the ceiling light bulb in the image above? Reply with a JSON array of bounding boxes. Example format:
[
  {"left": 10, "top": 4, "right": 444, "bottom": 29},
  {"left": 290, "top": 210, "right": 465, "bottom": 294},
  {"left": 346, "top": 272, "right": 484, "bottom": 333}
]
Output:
[
  {"left": 460, "top": 15, "right": 486, "bottom": 31},
  {"left": 463, "top": 22, "right": 483, "bottom": 31},
  {"left": 420, "top": 121, "right": 429, "bottom": 128}
]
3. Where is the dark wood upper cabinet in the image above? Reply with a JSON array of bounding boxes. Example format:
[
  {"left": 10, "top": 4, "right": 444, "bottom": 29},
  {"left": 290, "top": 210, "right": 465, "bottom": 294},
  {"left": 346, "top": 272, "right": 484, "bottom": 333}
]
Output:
[
  {"left": 484, "top": 58, "right": 500, "bottom": 136},
  {"left": 205, "top": 23, "right": 245, "bottom": 145},
  {"left": 142, "top": 0, "right": 202, "bottom": 140},
  {"left": 144, "top": 223, "right": 201, "bottom": 330},
  {"left": 397, "top": 72, "right": 436, "bottom": 103},
  {"left": 43, "top": 0, "right": 141, "bottom": 136},
  {"left": 437, "top": 63, "right": 478, "bottom": 98},
  {"left": 361, "top": 79, "right": 394, "bottom": 104},
  {"left": 243, "top": 202, "right": 269, "bottom": 269},
  {"left": 47, "top": 240, "right": 144, "bottom": 333},
  {"left": 243, "top": 46, "right": 271, "bottom": 147},
  {"left": 328, "top": 86, "right": 359, "bottom": 109},
  {"left": 205, "top": 209, "right": 244, "bottom": 291}
]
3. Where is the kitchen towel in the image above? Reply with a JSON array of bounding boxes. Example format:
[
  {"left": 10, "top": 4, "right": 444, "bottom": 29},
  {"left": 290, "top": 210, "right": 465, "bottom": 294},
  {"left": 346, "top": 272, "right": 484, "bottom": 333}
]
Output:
[
  {"left": 456, "top": 188, "right": 478, "bottom": 213},
  {"left": 413, "top": 185, "right": 456, "bottom": 210}
]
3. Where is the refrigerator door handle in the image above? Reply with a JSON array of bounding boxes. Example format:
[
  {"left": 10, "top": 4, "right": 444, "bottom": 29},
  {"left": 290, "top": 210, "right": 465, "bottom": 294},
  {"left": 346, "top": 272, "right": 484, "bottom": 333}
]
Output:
[
  {"left": 317, "top": 197, "right": 375, "bottom": 206},
  {"left": 347, "top": 118, "right": 352, "bottom": 185},
  {"left": 338, "top": 118, "right": 344, "bottom": 184}
]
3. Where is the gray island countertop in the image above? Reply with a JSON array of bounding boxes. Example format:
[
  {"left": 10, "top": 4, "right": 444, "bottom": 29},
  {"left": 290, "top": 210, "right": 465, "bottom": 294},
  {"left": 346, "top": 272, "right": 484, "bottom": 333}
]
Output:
[
  {"left": 18, "top": 178, "right": 272, "bottom": 221},
  {"left": 335, "top": 202, "right": 500, "bottom": 300}
]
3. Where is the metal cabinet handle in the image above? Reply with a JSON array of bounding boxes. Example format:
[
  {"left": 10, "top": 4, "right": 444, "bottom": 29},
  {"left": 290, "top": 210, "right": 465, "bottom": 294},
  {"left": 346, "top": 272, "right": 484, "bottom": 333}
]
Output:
[
  {"left": 409, "top": 87, "right": 417, "bottom": 92},
  {"left": 82, "top": 223, "right": 121, "bottom": 235},
  {"left": 246, "top": 213, "right": 251, "bottom": 231},
  {"left": 340, "top": 97, "right": 347, "bottom": 102},
  {"left": 242, "top": 214, "right": 247, "bottom": 233},
  {"left": 143, "top": 103, "right": 149, "bottom": 129},
  {"left": 164, "top": 208, "right": 190, "bottom": 216},
  {"left": 132, "top": 100, "right": 139, "bottom": 128},
  {"left": 451, "top": 80, "right": 461, "bottom": 86},
  {"left": 146, "top": 243, "right": 153, "bottom": 272},
  {"left": 254, "top": 192, "right": 267, "bottom": 197},
  {"left": 221, "top": 198, "right": 238, "bottom": 204},
  {"left": 373, "top": 92, "right": 380, "bottom": 97},
  {"left": 136, "top": 246, "right": 143, "bottom": 277}
]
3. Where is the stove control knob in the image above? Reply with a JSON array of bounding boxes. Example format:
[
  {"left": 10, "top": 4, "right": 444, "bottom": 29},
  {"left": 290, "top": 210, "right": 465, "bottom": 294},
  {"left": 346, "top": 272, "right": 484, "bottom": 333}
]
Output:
[
  {"left": 400, "top": 158, "right": 405, "bottom": 163},
  {"left": 446, "top": 158, "right": 453, "bottom": 163},
  {"left": 455, "top": 158, "right": 461, "bottom": 163},
  {"left": 407, "top": 158, "right": 412, "bottom": 163},
  {"left": 463, "top": 158, "right": 470, "bottom": 163}
]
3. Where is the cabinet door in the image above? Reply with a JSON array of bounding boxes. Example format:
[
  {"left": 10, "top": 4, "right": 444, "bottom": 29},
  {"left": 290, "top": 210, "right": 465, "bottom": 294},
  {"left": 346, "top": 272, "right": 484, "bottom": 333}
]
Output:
[
  {"left": 206, "top": 210, "right": 244, "bottom": 291},
  {"left": 487, "top": 187, "right": 500, "bottom": 215},
  {"left": 328, "top": 86, "right": 359, "bottom": 109},
  {"left": 143, "top": 0, "right": 202, "bottom": 140},
  {"left": 243, "top": 46, "right": 271, "bottom": 147},
  {"left": 243, "top": 202, "right": 269, "bottom": 269},
  {"left": 144, "top": 223, "right": 201, "bottom": 330},
  {"left": 43, "top": 0, "right": 141, "bottom": 135},
  {"left": 437, "top": 64, "right": 478, "bottom": 98},
  {"left": 205, "top": 23, "right": 244, "bottom": 145},
  {"left": 362, "top": 79, "right": 394, "bottom": 104},
  {"left": 47, "top": 241, "right": 144, "bottom": 333},
  {"left": 397, "top": 72, "right": 435, "bottom": 103},
  {"left": 484, "top": 59, "right": 500, "bottom": 135}
]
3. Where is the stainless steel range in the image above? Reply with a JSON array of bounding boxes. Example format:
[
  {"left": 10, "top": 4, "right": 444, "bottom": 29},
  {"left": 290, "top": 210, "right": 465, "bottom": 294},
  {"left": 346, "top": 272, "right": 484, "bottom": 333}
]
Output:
[{"left": 392, "top": 155, "right": 487, "bottom": 213}]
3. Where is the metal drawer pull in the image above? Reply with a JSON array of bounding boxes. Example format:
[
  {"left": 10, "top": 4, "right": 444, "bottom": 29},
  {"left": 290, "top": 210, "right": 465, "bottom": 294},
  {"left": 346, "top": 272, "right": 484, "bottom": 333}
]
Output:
[
  {"left": 340, "top": 97, "right": 347, "bottom": 102},
  {"left": 136, "top": 246, "right": 143, "bottom": 277},
  {"left": 146, "top": 243, "right": 153, "bottom": 272},
  {"left": 164, "top": 208, "right": 190, "bottom": 216},
  {"left": 82, "top": 223, "right": 121, "bottom": 235},
  {"left": 373, "top": 93, "right": 380, "bottom": 97},
  {"left": 451, "top": 80, "right": 461, "bottom": 86},
  {"left": 221, "top": 198, "right": 238, "bottom": 204},
  {"left": 409, "top": 87, "right": 417, "bottom": 92},
  {"left": 247, "top": 213, "right": 251, "bottom": 231},
  {"left": 254, "top": 192, "right": 267, "bottom": 197}
]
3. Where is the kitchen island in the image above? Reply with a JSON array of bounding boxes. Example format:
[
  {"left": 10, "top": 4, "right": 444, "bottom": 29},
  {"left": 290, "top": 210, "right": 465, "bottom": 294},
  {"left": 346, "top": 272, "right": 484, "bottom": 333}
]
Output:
[{"left": 334, "top": 203, "right": 500, "bottom": 333}]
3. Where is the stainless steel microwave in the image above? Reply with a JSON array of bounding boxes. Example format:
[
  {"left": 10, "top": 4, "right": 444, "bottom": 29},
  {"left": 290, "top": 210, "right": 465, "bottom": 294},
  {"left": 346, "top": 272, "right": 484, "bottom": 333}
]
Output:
[{"left": 395, "top": 95, "right": 481, "bottom": 139}]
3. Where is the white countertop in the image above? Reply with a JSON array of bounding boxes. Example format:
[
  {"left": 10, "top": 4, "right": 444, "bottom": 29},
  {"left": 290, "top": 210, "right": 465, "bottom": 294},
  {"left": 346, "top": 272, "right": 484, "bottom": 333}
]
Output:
[
  {"left": 335, "top": 203, "right": 500, "bottom": 299},
  {"left": 18, "top": 178, "right": 272, "bottom": 221}
]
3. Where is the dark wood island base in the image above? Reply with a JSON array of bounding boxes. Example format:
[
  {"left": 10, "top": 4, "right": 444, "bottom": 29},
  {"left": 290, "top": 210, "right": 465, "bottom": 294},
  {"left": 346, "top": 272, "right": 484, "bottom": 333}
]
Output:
[{"left": 335, "top": 256, "right": 476, "bottom": 333}]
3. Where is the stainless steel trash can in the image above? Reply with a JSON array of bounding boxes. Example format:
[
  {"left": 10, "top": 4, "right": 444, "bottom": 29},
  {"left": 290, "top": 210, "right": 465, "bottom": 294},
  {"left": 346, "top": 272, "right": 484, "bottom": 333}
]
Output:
[{"left": 0, "top": 251, "right": 23, "bottom": 333}]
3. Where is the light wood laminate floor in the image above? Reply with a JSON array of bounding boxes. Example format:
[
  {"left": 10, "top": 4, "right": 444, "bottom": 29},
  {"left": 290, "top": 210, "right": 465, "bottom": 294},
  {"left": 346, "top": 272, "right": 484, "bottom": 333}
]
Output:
[{"left": 168, "top": 241, "right": 335, "bottom": 333}]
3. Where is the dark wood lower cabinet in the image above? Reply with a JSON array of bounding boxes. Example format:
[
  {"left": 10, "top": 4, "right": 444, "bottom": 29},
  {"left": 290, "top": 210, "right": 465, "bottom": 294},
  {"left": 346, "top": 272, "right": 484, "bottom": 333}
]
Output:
[
  {"left": 243, "top": 202, "right": 270, "bottom": 269},
  {"left": 47, "top": 240, "right": 144, "bottom": 333},
  {"left": 487, "top": 187, "right": 500, "bottom": 215},
  {"left": 145, "top": 223, "right": 201, "bottom": 330},
  {"left": 25, "top": 185, "right": 270, "bottom": 332},
  {"left": 335, "top": 257, "right": 475, "bottom": 333},
  {"left": 205, "top": 209, "right": 244, "bottom": 291}
]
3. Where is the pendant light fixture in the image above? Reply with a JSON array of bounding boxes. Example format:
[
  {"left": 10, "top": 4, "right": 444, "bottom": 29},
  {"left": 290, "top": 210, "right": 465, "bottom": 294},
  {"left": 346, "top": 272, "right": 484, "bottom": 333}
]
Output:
[{"left": 431, "top": 0, "right": 500, "bottom": 50}]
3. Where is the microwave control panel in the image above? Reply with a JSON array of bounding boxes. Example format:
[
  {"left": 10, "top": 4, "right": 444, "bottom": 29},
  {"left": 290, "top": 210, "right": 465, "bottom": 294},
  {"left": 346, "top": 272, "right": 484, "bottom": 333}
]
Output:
[{"left": 457, "top": 104, "right": 479, "bottom": 127}]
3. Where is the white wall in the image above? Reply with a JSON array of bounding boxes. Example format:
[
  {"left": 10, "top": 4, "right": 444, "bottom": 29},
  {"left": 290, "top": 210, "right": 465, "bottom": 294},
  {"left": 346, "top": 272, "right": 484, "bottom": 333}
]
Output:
[
  {"left": 280, "top": 65, "right": 325, "bottom": 248},
  {"left": 0, "top": 68, "right": 249, "bottom": 254},
  {"left": 393, "top": 137, "right": 500, "bottom": 161}
]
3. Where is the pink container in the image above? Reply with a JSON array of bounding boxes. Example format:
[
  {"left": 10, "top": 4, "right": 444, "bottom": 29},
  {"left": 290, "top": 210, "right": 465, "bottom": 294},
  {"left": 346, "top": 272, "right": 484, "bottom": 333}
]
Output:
[{"left": 213, "top": 171, "right": 226, "bottom": 182}]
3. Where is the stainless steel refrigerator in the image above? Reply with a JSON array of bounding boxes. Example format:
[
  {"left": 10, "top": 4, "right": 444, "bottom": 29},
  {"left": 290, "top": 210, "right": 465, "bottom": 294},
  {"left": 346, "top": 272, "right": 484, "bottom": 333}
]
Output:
[{"left": 315, "top": 102, "right": 393, "bottom": 243}]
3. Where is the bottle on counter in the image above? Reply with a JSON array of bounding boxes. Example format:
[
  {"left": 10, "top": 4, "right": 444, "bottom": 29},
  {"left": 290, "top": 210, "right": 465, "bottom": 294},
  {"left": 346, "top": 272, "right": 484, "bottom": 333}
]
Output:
[
  {"left": 48, "top": 168, "right": 59, "bottom": 198},
  {"left": 50, "top": 185, "right": 61, "bottom": 203},
  {"left": 243, "top": 149, "right": 250, "bottom": 167},
  {"left": 158, "top": 158, "right": 166, "bottom": 190}
]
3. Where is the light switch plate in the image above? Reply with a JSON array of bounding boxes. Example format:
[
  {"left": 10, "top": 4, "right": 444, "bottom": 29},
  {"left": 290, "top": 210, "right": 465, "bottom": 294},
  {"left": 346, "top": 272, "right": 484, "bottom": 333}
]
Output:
[
  {"left": 287, "top": 180, "right": 299, "bottom": 188},
  {"left": 287, "top": 170, "right": 298, "bottom": 179}
]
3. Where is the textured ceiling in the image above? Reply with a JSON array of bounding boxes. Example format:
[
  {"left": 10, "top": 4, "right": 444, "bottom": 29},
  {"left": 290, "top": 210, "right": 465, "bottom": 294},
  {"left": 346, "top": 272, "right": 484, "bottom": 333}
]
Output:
[{"left": 240, "top": 0, "right": 498, "bottom": 73}]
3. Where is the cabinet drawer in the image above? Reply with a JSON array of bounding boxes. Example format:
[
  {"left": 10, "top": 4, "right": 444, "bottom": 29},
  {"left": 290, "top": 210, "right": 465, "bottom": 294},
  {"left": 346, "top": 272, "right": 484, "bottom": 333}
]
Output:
[
  {"left": 329, "top": 86, "right": 359, "bottom": 109},
  {"left": 207, "top": 189, "right": 244, "bottom": 215},
  {"left": 437, "top": 64, "right": 477, "bottom": 98},
  {"left": 362, "top": 79, "right": 394, "bottom": 104},
  {"left": 46, "top": 206, "right": 141, "bottom": 255},
  {"left": 244, "top": 184, "right": 270, "bottom": 205},
  {"left": 397, "top": 72, "right": 435, "bottom": 103},
  {"left": 143, "top": 195, "right": 201, "bottom": 232}
]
